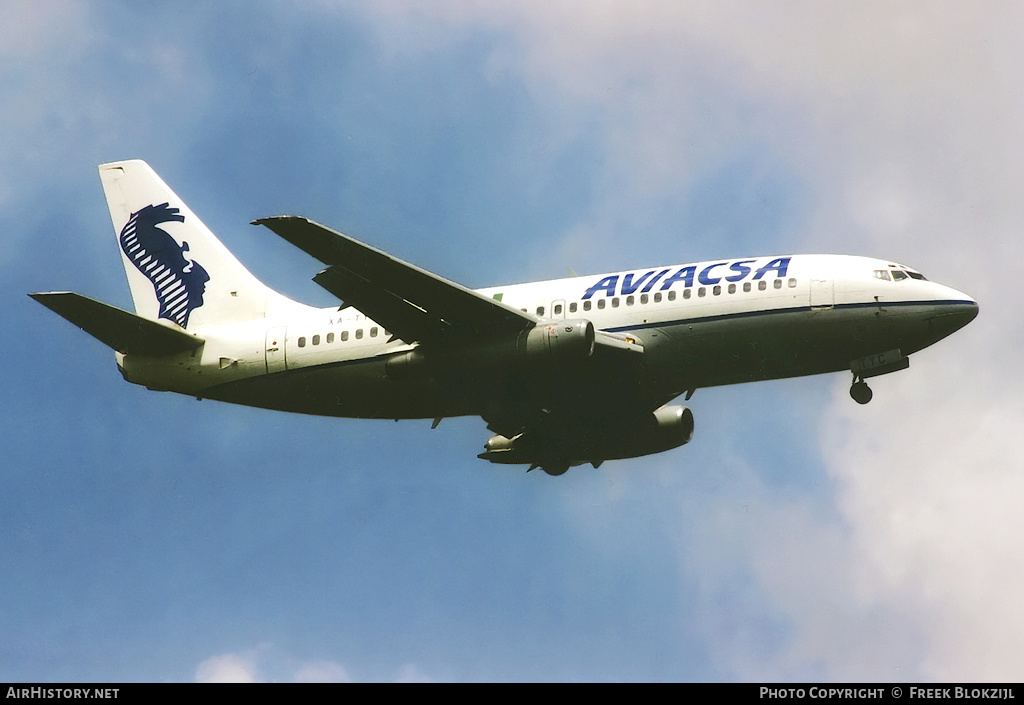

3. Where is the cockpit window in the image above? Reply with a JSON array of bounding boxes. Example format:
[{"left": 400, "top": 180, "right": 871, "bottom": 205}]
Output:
[{"left": 875, "top": 267, "right": 926, "bottom": 282}]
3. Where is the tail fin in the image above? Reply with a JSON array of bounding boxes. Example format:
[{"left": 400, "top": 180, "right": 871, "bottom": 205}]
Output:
[{"left": 99, "top": 160, "right": 303, "bottom": 330}]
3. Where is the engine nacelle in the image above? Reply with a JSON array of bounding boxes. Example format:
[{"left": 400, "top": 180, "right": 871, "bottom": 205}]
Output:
[
  {"left": 478, "top": 404, "right": 695, "bottom": 473},
  {"left": 629, "top": 404, "right": 695, "bottom": 457},
  {"left": 386, "top": 319, "right": 595, "bottom": 380},
  {"left": 516, "top": 319, "right": 595, "bottom": 361},
  {"left": 384, "top": 348, "right": 430, "bottom": 380}
]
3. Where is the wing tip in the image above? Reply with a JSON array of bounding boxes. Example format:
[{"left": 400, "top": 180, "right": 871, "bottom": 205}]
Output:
[{"left": 251, "top": 215, "right": 311, "bottom": 228}]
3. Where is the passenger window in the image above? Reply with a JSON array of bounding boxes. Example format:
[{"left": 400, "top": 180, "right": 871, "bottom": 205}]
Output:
[
  {"left": 569, "top": 302, "right": 577, "bottom": 313},
  {"left": 774, "top": 279, "right": 782, "bottom": 289},
  {"left": 653, "top": 292, "right": 662, "bottom": 303},
  {"left": 597, "top": 299, "right": 606, "bottom": 309},
  {"left": 341, "top": 330, "right": 349, "bottom": 341},
  {"left": 554, "top": 304, "right": 563, "bottom": 315},
  {"left": 743, "top": 282, "right": 752, "bottom": 293},
  {"left": 788, "top": 278, "right": 797, "bottom": 288},
  {"left": 640, "top": 294, "right": 648, "bottom": 304},
  {"left": 312, "top": 334, "right": 320, "bottom": 345},
  {"left": 626, "top": 295, "right": 634, "bottom": 306},
  {"left": 611, "top": 297, "right": 620, "bottom": 308},
  {"left": 758, "top": 280, "right": 767, "bottom": 291},
  {"left": 356, "top": 329, "right": 363, "bottom": 339},
  {"left": 669, "top": 290, "right": 677, "bottom": 301},
  {"left": 370, "top": 327, "right": 378, "bottom": 337},
  {"left": 698, "top": 287, "right": 706, "bottom": 297},
  {"left": 536, "top": 306, "right": 545, "bottom": 316},
  {"left": 298, "top": 336, "right": 306, "bottom": 348},
  {"left": 327, "top": 332, "right": 335, "bottom": 344},
  {"left": 728, "top": 283, "right": 736, "bottom": 294},
  {"left": 583, "top": 301, "right": 592, "bottom": 311},
  {"left": 713, "top": 285, "right": 721, "bottom": 296}
]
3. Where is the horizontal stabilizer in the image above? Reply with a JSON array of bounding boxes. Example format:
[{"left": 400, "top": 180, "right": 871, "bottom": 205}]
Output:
[{"left": 30, "top": 292, "right": 204, "bottom": 356}]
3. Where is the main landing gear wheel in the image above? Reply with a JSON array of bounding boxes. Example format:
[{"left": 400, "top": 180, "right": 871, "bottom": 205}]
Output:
[
  {"left": 542, "top": 463, "right": 569, "bottom": 476},
  {"left": 850, "top": 378, "right": 873, "bottom": 405}
]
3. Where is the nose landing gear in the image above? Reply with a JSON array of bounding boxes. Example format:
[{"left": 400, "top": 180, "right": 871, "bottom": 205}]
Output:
[
  {"left": 849, "top": 350, "right": 909, "bottom": 405},
  {"left": 850, "top": 376, "right": 873, "bottom": 405}
]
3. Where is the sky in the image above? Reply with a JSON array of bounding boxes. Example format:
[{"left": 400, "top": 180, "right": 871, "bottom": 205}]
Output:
[{"left": 2, "top": 0, "right": 1022, "bottom": 683}]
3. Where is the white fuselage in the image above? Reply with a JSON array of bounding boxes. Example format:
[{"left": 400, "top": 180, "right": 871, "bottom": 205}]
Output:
[
  {"left": 118, "top": 253, "right": 978, "bottom": 419},
  {"left": 32, "top": 160, "right": 977, "bottom": 473}
]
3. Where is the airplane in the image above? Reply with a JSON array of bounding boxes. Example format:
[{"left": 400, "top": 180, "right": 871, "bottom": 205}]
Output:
[{"left": 31, "top": 160, "right": 979, "bottom": 475}]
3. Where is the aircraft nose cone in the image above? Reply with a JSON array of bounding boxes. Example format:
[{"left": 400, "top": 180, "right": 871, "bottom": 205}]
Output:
[
  {"left": 958, "top": 298, "right": 980, "bottom": 327},
  {"left": 951, "top": 284, "right": 979, "bottom": 320},
  {"left": 930, "top": 294, "right": 978, "bottom": 341}
]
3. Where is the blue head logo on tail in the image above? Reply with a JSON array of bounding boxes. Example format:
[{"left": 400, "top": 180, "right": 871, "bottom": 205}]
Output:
[{"left": 119, "top": 203, "right": 209, "bottom": 328}]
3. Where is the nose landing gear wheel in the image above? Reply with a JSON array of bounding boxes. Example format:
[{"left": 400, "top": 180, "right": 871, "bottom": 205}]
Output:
[{"left": 850, "top": 379, "right": 873, "bottom": 405}]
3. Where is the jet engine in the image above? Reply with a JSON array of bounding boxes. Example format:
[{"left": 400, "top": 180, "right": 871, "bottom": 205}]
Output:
[
  {"left": 478, "top": 404, "right": 695, "bottom": 475},
  {"left": 518, "top": 319, "right": 595, "bottom": 361}
]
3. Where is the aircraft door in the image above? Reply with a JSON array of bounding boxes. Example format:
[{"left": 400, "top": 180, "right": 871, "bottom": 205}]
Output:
[
  {"left": 551, "top": 300, "right": 566, "bottom": 319},
  {"left": 810, "top": 278, "right": 834, "bottom": 310},
  {"left": 266, "top": 326, "right": 287, "bottom": 374}
]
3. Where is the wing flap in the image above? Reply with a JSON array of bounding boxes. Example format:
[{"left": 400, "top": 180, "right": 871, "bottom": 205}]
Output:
[
  {"left": 253, "top": 216, "right": 536, "bottom": 342},
  {"left": 30, "top": 292, "right": 204, "bottom": 356},
  {"left": 312, "top": 265, "right": 436, "bottom": 343},
  {"left": 594, "top": 329, "right": 645, "bottom": 353}
]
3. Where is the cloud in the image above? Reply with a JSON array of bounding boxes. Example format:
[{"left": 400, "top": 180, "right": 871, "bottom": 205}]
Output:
[
  {"left": 195, "top": 653, "right": 260, "bottom": 683},
  {"left": 195, "top": 650, "right": 352, "bottom": 683},
  {"left": 8, "top": 1, "right": 1022, "bottom": 683},
  {"left": 814, "top": 357, "right": 1024, "bottom": 681},
  {"left": 0, "top": 0, "right": 86, "bottom": 60},
  {"left": 394, "top": 663, "right": 433, "bottom": 683},
  {"left": 293, "top": 660, "right": 353, "bottom": 684},
  {"left": 354, "top": 1, "right": 1024, "bottom": 681}
]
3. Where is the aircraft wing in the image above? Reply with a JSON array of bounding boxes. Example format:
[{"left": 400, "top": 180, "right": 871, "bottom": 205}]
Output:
[{"left": 253, "top": 216, "right": 537, "bottom": 344}]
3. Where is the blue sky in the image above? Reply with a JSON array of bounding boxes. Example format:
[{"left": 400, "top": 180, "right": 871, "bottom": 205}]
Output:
[{"left": 3, "top": 1, "right": 1022, "bottom": 682}]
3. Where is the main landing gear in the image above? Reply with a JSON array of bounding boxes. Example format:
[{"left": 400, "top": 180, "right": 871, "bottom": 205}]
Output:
[
  {"left": 850, "top": 376, "right": 873, "bottom": 405},
  {"left": 528, "top": 461, "right": 570, "bottom": 476}
]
